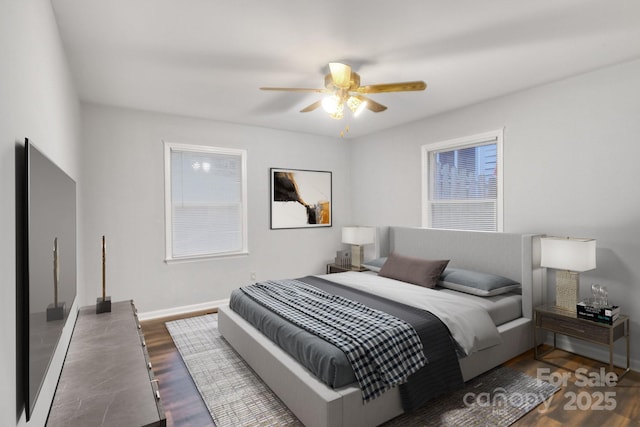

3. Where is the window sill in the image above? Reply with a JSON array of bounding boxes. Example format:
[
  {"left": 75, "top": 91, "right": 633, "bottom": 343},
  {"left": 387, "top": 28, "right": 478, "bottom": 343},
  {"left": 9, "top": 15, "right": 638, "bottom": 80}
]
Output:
[{"left": 164, "top": 251, "right": 249, "bottom": 264}]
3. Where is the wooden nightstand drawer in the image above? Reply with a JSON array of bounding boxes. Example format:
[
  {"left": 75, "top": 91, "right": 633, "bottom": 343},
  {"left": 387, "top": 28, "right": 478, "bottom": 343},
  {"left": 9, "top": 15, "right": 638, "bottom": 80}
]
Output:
[{"left": 538, "top": 313, "right": 609, "bottom": 344}]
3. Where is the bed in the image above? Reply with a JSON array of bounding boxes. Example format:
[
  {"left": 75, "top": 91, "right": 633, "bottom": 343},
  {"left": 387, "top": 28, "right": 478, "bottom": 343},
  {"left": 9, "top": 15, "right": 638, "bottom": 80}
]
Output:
[{"left": 218, "top": 227, "right": 543, "bottom": 427}]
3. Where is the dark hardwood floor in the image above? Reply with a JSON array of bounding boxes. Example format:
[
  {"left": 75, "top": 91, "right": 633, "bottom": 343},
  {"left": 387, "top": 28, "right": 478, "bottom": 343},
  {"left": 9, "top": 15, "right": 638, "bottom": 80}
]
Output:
[
  {"left": 503, "top": 349, "right": 640, "bottom": 426},
  {"left": 142, "top": 313, "right": 640, "bottom": 427},
  {"left": 142, "top": 310, "right": 217, "bottom": 427}
]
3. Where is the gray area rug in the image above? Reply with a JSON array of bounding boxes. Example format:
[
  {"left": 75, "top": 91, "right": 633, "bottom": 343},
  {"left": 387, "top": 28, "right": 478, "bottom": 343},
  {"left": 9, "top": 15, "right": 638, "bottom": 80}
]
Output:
[{"left": 166, "top": 314, "right": 559, "bottom": 427}]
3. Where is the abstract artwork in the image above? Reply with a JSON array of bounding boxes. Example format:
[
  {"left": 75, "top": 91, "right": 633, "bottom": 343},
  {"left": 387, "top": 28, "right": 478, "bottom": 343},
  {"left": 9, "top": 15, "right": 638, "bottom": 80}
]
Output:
[{"left": 270, "top": 168, "right": 332, "bottom": 229}]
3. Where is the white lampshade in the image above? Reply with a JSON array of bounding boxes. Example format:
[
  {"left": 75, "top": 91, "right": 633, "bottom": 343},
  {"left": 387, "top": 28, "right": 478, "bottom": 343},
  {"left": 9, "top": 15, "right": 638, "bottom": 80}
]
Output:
[
  {"left": 540, "top": 237, "right": 596, "bottom": 272},
  {"left": 341, "top": 227, "right": 375, "bottom": 245}
]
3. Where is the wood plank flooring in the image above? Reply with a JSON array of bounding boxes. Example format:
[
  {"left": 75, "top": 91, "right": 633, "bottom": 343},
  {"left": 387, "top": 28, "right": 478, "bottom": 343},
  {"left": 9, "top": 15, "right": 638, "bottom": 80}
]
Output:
[
  {"left": 141, "top": 313, "right": 640, "bottom": 427},
  {"left": 142, "top": 310, "right": 217, "bottom": 427}
]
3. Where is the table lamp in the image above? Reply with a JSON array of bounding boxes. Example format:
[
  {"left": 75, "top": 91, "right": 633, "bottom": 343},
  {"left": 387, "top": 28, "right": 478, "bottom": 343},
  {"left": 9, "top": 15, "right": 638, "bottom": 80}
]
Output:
[
  {"left": 341, "top": 226, "right": 375, "bottom": 268},
  {"left": 540, "top": 236, "right": 596, "bottom": 312}
]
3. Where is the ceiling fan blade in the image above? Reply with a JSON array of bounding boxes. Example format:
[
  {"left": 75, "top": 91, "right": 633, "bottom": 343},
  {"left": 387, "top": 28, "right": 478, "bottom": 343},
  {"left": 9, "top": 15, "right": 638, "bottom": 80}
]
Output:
[
  {"left": 356, "top": 95, "right": 387, "bottom": 112},
  {"left": 300, "top": 100, "right": 322, "bottom": 113},
  {"left": 357, "top": 81, "right": 427, "bottom": 93},
  {"left": 329, "top": 63, "right": 352, "bottom": 89},
  {"left": 260, "top": 87, "right": 328, "bottom": 93}
]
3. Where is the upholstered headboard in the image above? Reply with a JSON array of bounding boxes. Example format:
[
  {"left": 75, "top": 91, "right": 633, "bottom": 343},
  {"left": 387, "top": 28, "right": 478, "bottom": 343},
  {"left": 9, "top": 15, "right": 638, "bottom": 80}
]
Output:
[{"left": 379, "top": 227, "right": 543, "bottom": 319}]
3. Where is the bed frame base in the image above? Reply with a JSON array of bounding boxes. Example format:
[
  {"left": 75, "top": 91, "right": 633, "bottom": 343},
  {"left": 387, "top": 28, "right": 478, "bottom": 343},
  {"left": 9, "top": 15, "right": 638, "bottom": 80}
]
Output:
[
  {"left": 219, "top": 305, "right": 533, "bottom": 427},
  {"left": 218, "top": 304, "right": 403, "bottom": 427}
]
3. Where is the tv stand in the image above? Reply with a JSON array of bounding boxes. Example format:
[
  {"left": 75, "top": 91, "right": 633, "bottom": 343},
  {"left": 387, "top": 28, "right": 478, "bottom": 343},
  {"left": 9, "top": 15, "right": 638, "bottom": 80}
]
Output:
[{"left": 47, "top": 300, "right": 165, "bottom": 427}]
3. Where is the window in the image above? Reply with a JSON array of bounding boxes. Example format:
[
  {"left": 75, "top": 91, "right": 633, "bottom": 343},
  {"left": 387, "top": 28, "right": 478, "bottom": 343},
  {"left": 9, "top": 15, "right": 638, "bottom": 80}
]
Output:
[
  {"left": 422, "top": 129, "right": 503, "bottom": 231},
  {"left": 164, "top": 142, "right": 248, "bottom": 261}
]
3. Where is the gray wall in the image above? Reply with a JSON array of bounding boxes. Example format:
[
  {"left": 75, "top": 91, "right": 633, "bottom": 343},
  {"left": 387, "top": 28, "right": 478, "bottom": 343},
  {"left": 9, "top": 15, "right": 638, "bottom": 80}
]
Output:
[
  {"left": 0, "top": 2, "right": 81, "bottom": 426},
  {"left": 350, "top": 58, "right": 640, "bottom": 370},
  {"left": 79, "top": 104, "right": 352, "bottom": 314}
]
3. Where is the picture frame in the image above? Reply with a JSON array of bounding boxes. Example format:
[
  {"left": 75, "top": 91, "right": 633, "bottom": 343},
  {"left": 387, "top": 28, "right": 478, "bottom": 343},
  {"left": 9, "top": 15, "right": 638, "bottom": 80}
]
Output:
[{"left": 270, "top": 168, "right": 332, "bottom": 229}]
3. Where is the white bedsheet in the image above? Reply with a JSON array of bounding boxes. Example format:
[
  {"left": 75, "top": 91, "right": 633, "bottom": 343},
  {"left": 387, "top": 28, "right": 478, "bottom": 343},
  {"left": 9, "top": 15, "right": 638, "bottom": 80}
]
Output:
[{"left": 319, "top": 271, "right": 503, "bottom": 356}]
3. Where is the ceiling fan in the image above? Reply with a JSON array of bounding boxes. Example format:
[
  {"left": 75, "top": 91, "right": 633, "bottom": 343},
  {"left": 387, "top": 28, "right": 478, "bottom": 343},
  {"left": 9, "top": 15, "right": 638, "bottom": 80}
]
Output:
[{"left": 260, "top": 62, "right": 427, "bottom": 120}]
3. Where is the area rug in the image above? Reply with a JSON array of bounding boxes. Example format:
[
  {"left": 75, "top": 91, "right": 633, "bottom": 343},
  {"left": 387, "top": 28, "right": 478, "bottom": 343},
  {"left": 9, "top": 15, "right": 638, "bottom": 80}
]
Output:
[{"left": 166, "top": 314, "right": 559, "bottom": 427}]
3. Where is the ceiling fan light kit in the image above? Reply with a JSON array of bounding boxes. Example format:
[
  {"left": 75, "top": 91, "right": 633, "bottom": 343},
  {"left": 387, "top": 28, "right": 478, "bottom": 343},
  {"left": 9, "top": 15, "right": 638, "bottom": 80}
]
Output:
[
  {"left": 322, "top": 94, "right": 344, "bottom": 119},
  {"left": 260, "top": 62, "right": 426, "bottom": 121},
  {"left": 347, "top": 96, "right": 367, "bottom": 117}
]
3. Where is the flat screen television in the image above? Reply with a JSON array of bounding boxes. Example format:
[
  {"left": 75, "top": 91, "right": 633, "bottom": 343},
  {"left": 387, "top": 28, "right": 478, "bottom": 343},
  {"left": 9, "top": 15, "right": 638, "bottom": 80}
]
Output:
[{"left": 17, "top": 139, "right": 77, "bottom": 420}]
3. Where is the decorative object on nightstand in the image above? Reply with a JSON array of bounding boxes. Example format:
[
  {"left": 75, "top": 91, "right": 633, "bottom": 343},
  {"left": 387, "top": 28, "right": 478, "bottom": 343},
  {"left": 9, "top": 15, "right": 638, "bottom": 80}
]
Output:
[
  {"left": 540, "top": 236, "right": 596, "bottom": 312},
  {"left": 341, "top": 226, "right": 375, "bottom": 268},
  {"left": 334, "top": 249, "right": 351, "bottom": 268},
  {"left": 96, "top": 235, "right": 112, "bottom": 314},
  {"left": 577, "top": 285, "right": 620, "bottom": 324}
]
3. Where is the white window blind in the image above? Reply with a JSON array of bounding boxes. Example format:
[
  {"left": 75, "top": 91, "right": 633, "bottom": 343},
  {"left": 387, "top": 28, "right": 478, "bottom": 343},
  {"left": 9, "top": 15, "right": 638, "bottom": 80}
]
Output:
[
  {"left": 422, "top": 130, "right": 503, "bottom": 232},
  {"left": 164, "top": 143, "right": 247, "bottom": 261}
]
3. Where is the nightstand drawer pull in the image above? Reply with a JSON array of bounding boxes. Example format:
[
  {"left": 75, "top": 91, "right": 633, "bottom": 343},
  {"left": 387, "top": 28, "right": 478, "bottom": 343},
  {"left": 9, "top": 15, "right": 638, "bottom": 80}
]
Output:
[{"left": 564, "top": 326, "right": 584, "bottom": 334}]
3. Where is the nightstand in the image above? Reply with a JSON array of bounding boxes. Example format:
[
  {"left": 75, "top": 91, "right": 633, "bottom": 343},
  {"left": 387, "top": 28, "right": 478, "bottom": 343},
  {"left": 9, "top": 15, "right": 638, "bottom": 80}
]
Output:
[
  {"left": 534, "top": 305, "right": 630, "bottom": 379},
  {"left": 326, "top": 263, "right": 369, "bottom": 274}
]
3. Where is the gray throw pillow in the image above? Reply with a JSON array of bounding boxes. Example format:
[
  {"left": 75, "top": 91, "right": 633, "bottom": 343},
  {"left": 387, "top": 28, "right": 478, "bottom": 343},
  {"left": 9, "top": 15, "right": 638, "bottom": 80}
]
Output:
[{"left": 379, "top": 253, "right": 449, "bottom": 288}]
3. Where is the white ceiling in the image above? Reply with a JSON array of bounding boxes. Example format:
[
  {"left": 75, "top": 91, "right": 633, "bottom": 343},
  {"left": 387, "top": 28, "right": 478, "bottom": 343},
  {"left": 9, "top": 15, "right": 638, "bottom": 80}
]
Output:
[{"left": 52, "top": 0, "right": 640, "bottom": 139}]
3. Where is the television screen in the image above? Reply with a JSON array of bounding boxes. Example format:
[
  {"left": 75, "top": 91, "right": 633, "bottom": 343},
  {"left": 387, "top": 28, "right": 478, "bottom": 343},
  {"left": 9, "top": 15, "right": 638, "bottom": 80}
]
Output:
[{"left": 22, "top": 140, "right": 77, "bottom": 419}]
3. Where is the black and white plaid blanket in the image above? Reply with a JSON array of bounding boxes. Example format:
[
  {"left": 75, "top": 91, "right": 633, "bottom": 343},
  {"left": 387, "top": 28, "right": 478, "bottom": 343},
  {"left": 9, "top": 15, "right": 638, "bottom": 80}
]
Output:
[{"left": 240, "top": 279, "right": 426, "bottom": 402}]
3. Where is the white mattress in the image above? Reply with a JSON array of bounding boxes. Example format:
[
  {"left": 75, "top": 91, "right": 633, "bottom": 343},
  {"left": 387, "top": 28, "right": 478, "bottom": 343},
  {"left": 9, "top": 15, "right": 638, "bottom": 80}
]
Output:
[{"left": 349, "top": 270, "right": 522, "bottom": 326}]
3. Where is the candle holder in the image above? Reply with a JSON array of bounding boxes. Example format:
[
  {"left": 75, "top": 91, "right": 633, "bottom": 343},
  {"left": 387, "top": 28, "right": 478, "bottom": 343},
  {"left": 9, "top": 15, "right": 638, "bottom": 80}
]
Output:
[{"left": 96, "top": 235, "right": 111, "bottom": 314}]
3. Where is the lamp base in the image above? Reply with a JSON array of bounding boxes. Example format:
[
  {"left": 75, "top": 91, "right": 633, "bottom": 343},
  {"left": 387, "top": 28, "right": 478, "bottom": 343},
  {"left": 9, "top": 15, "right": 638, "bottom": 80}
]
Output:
[
  {"left": 46, "top": 302, "right": 66, "bottom": 322},
  {"left": 555, "top": 270, "right": 579, "bottom": 312},
  {"left": 351, "top": 244, "right": 364, "bottom": 268},
  {"left": 96, "top": 296, "right": 112, "bottom": 314}
]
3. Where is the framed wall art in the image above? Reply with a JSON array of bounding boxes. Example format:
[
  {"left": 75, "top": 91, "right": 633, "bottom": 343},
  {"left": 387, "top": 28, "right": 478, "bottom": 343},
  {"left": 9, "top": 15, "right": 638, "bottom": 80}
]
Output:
[{"left": 270, "top": 168, "right": 332, "bottom": 229}]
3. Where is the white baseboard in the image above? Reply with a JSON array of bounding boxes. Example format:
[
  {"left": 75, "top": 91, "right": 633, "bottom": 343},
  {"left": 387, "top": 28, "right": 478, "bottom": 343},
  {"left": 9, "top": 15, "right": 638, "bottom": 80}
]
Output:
[{"left": 137, "top": 298, "right": 229, "bottom": 321}]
